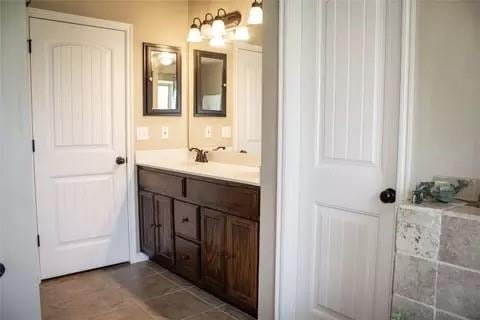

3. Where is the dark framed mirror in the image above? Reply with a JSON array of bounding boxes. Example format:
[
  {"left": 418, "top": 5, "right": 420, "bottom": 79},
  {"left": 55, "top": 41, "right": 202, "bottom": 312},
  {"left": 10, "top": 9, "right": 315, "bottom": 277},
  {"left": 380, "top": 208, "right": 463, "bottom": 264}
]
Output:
[
  {"left": 194, "top": 50, "right": 227, "bottom": 117},
  {"left": 143, "top": 43, "right": 181, "bottom": 116}
]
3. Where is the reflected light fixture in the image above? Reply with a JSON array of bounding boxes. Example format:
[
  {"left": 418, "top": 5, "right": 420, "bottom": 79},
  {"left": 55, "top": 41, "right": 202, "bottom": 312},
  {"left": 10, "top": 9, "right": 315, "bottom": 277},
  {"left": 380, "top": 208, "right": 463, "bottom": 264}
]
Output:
[
  {"left": 187, "top": 17, "right": 202, "bottom": 42},
  {"left": 200, "top": 13, "right": 214, "bottom": 37},
  {"left": 211, "top": 8, "right": 227, "bottom": 37},
  {"left": 234, "top": 26, "right": 250, "bottom": 41},
  {"left": 158, "top": 52, "right": 175, "bottom": 66},
  {"left": 209, "top": 36, "right": 225, "bottom": 48},
  {"left": 247, "top": 0, "right": 263, "bottom": 25}
]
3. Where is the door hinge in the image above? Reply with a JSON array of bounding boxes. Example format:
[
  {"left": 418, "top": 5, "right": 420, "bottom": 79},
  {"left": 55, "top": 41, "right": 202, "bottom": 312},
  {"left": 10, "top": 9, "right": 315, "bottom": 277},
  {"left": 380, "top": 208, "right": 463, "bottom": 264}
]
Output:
[
  {"left": 28, "top": 39, "right": 32, "bottom": 54},
  {"left": 32, "top": 139, "right": 36, "bottom": 152},
  {"left": 26, "top": 0, "right": 31, "bottom": 7},
  {"left": 37, "top": 235, "right": 40, "bottom": 247},
  {"left": 125, "top": 157, "right": 128, "bottom": 164}
]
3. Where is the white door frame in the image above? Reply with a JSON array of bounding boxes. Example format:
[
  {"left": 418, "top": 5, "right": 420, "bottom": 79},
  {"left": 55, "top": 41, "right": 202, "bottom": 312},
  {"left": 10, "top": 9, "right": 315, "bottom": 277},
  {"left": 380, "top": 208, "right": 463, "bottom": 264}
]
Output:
[
  {"left": 27, "top": 8, "right": 145, "bottom": 267},
  {"left": 274, "top": 0, "right": 416, "bottom": 318},
  {"left": 233, "top": 43, "right": 263, "bottom": 152}
]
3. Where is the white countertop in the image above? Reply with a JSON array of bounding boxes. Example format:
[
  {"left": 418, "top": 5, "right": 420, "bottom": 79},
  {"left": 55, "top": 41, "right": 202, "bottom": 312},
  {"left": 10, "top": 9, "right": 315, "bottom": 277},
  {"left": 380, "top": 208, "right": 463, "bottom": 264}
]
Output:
[{"left": 136, "top": 149, "right": 260, "bottom": 186}]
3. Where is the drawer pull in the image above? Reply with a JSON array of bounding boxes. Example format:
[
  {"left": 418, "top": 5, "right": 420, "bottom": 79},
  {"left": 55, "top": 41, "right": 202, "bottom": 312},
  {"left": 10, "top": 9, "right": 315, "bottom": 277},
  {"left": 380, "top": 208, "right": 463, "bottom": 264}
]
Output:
[
  {"left": 182, "top": 217, "right": 189, "bottom": 223},
  {"left": 181, "top": 255, "right": 190, "bottom": 261}
]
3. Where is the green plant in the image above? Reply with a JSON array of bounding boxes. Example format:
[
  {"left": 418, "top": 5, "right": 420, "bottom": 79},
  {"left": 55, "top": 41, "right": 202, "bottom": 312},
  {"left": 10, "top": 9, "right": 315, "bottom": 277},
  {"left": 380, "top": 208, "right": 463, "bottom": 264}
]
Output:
[{"left": 391, "top": 311, "right": 415, "bottom": 320}]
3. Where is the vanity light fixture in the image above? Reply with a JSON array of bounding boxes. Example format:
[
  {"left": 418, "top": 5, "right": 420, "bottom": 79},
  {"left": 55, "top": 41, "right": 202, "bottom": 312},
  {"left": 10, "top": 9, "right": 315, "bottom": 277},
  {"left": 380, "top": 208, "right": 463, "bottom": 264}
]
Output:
[
  {"left": 211, "top": 8, "right": 227, "bottom": 37},
  {"left": 187, "top": 17, "right": 202, "bottom": 43},
  {"left": 209, "top": 36, "right": 225, "bottom": 48},
  {"left": 234, "top": 26, "right": 250, "bottom": 41},
  {"left": 247, "top": 0, "right": 263, "bottom": 25},
  {"left": 200, "top": 13, "right": 214, "bottom": 37}
]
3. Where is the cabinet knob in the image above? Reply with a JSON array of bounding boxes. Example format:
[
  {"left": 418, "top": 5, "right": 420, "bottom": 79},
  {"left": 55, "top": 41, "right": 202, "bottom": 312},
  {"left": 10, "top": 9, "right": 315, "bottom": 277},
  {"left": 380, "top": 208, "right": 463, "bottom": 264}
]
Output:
[
  {"left": 224, "top": 253, "right": 231, "bottom": 260},
  {"left": 182, "top": 217, "right": 189, "bottom": 223},
  {"left": 181, "top": 255, "right": 190, "bottom": 261},
  {"left": 150, "top": 223, "right": 155, "bottom": 228}
]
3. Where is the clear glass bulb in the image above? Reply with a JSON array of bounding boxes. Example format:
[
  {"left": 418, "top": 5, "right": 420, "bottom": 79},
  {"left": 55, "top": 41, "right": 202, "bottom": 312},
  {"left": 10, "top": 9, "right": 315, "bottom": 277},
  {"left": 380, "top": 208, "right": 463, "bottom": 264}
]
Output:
[{"left": 200, "top": 23, "right": 212, "bottom": 37}]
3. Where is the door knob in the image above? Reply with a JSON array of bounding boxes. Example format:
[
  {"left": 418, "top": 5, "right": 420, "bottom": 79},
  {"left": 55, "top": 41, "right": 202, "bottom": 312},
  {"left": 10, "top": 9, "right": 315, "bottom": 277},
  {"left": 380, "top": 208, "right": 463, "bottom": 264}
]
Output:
[
  {"left": 380, "top": 188, "right": 396, "bottom": 204},
  {"left": 0, "top": 263, "right": 5, "bottom": 278},
  {"left": 116, "top": 156, "right": 126, "bottom": 165}
]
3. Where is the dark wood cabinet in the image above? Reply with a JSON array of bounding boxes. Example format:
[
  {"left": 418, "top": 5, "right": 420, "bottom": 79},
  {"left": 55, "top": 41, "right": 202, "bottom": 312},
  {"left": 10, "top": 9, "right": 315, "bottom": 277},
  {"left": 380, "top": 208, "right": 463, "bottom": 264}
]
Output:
[
  {"left": 226, "top": 216, "right": 258, "bottom": 312},
  {"left": 139, "top": 190, "right": 156, "bottom": 257},
  {"left": 153, "top": 194, "right": 174, "bottom": 266},
  {"left": 137, "top": 166, "right": 259, "bottom": 317},
  {"left": 201, "top": 208, "right": 227, "bottom": 293}
]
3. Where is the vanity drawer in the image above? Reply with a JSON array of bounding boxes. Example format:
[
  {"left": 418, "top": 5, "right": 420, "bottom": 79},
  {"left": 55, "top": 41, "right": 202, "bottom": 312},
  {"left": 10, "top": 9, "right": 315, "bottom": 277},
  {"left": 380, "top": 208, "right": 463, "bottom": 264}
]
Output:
[
  {"left": 174, "top": 200, "right": 200, "bottom": 241},
  {"left": 186, "top": 178, "right": 260, "bottom": 220},
  {"left": 138, "top": 167, "right": 185, "bottom": 198},
  {"left": 175, "top": 236, "right": 200, "bottom": 283}
]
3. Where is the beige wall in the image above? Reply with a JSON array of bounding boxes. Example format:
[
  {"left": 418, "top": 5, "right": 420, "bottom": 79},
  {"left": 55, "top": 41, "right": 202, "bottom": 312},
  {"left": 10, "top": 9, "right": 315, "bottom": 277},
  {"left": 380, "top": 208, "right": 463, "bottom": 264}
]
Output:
[
  {"left": 411, "top": 0, "right": 480, "bottom": 186},
  {"left": 30, "top": 0, "right": 190, "bottom": 150},
  {"left": 30, "top": 0, "right": 262, "bottom": 151},
  {"left": 187, "top": 0, "right": 262, "bottom": 149}
]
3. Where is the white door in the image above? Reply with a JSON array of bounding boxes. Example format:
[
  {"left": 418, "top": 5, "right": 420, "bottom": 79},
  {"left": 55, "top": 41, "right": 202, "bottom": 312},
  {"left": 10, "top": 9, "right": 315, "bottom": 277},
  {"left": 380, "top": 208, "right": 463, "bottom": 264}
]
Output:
[
  {"left": 30, "top": 18, "right": 130, "bottom": 279},
  {"left": 236, "top": 46, "right": 262, "bottom": 155},
  {"left": 295, "top": 0, "right": 401, "bottom": 319}
]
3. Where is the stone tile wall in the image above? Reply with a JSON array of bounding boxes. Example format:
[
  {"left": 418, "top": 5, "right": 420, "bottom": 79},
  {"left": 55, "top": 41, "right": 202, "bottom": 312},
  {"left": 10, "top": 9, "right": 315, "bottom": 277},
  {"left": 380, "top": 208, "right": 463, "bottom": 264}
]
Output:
[{"left": 392, "top": 204, "right": 480, "bottom": 320}]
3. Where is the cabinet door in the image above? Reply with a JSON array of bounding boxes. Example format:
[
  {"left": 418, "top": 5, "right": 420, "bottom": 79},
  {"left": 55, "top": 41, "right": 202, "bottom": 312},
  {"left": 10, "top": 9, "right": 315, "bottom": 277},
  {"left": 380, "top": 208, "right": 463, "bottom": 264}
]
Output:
[
  {"left": 201, "top": 208, "right": 227, "bottom": 292},
  {"left": 154, "top": 194, "right": 174, "bottom": 264},
  {"left": 139, "top": 191, "right": 156, "bottom": 257},
  {"left": 226, "top": 216, "right": 258, "bottom": 311}
]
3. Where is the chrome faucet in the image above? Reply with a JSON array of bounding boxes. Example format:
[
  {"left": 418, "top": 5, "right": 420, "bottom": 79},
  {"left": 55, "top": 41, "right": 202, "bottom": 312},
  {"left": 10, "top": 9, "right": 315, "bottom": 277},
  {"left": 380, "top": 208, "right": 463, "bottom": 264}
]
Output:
[
  {"left": 189, "top": 148, "right": 208, "bottom": 163},
  {"left": 213, "top": 146, "right": 226, "bottom": 151}
]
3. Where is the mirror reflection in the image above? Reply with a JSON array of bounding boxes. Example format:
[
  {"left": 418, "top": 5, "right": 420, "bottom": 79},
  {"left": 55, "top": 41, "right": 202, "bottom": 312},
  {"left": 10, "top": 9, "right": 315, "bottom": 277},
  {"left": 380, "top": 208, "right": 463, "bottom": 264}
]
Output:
[
  {"left": 194, "top": 50, "right": 226, "bottom": 116},
  {"left": 152, "top": 51, "right": 177, "bottom": 110},
  {"left": 143, "top": 43, "right": 181, "bottom": 116}
]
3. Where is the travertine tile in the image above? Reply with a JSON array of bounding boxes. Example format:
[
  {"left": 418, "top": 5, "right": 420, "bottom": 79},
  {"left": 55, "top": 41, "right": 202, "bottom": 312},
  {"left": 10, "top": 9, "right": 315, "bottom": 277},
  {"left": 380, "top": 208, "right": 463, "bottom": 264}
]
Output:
[
  {"left": 91, "top": 303, "right": 156, "bottom": 320},
  {"left": 144, "top": 290, "right": 213, "bottom": 319},
  {"left": 162, "top": 270, "right": 196, "bottom": 288},
  {"left": 219, "top": 304, "right": 255, "bottom": 320},
  {"left": 42, "top": 287, "right": 131, "bottom": 320},
  {"left": 186, "top": 310, "right": 236, "bottom": 320},
  {"left": 103, "top": 262, "right": 157, "bottom": 285},
  {"left": 435, "top": 310, "right": 465, "bottom": 320},
  {"left": 119, "top": 273, "right": 181, "bottom": 301},
  {"left": 393, "top": 254, "right": 437, "bottom": 305},
  {"left": 396, "top": 208, "right": 441, "bottom": 259},
  {"left": 188, "top": 287, "right": 226, "bottom": 307},
  {"left": 436, "top": 264, "right": 480, "bottom": 319},
  {"left": 391, "top": 294, "right": 434, "bottom": 320},
  {"left": 439, "top": 215, "right": 480, "bottom": 271}
]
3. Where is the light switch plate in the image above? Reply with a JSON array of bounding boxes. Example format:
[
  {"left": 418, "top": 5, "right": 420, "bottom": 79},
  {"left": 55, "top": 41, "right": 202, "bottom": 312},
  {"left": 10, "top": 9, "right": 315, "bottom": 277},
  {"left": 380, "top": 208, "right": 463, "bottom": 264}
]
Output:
[
  {"left": 205, "top": 125, "right": 212, "bottom": 138},
  {"left": 221, "top": 126, "right": 232, "bottom": 138},
  {"left": 161, "top": 126, "right": 169, "bottom": 139},
  {"left": 136, "top": 127, "right": 149, "bottom": 141}
]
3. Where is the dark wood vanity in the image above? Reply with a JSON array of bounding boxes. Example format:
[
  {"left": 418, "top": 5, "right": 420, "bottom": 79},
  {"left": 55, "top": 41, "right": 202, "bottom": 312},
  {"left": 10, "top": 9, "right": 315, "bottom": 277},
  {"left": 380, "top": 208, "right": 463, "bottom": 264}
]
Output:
[{"left": 137, "top": 165, "right": 259, "bottom": 316}]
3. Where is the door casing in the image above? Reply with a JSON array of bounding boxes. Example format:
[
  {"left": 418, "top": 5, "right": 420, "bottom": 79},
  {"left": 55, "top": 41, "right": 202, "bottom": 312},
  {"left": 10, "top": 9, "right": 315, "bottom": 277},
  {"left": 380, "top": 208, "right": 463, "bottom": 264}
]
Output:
[
  {"left": 274, "top": 0, "right": 416, "bottom": 318},
  {"left": 27, "top": 8, "right": 144, "bottom": 267}
]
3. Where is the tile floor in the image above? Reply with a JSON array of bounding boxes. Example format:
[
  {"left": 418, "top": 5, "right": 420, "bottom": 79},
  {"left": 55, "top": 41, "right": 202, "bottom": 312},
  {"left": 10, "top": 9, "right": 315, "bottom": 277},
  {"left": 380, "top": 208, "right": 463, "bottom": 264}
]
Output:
[{"left": 40, "top": 261, "right": 256, "bottom": 320}]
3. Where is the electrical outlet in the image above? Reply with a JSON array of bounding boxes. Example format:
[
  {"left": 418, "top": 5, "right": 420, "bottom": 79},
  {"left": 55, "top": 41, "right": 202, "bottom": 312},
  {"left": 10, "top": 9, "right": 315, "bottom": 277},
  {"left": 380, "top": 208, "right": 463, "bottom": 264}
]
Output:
[
  {"left": 205, "top": 125, "right": 212, "bottom": 138},
  {"left": 161, "top": 126, "right": 169, "bottom": 139},
  {"left": 136, "top": 127, "right": 149, "bottom": 141},
  {"left": 221, "top": 126, "right": 232, "bottom": 138}
]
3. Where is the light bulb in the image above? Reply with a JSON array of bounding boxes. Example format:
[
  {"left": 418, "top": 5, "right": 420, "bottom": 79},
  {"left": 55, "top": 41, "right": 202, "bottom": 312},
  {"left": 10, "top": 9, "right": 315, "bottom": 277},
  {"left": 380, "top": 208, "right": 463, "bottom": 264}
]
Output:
[
  {"left": 209, "top": 36, "right": 225, "bottom": 48},
  {"left": 187, "top": 26, "right": 202, "bottom": 43},
  {"left": 247, "top": 2, "right": 263, "bottom": 25},
  {"left": 234, "top": 26, "right": 250, "bottom": 41},
  {"left": 200, "top": 23, "right": 212, "bottom": 37},
  {"left": 211, "top": 18, "right": 226, "bottom": 37}
]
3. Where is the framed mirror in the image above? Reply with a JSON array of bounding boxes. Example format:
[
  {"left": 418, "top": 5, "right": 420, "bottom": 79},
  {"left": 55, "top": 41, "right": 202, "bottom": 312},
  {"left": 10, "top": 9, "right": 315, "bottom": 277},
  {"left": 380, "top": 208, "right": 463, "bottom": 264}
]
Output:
[
  {"left": 194, "top": 50, "right": 227, "bottom": 117},
  {"left": 143, "top": 43, "right": 181, "bottom": 116}
]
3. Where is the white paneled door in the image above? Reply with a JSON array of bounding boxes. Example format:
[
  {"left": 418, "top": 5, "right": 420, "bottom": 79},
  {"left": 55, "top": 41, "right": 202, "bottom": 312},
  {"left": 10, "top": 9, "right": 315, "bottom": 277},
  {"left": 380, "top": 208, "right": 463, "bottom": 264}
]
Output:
[
  {"left": 30, "top": 18, "right": 130, "bottom": 279},
  {"left": 236, "top": 46, "right": 262, "bottom": 155},
  {"left": 296, "top": 0, "right": 401, "bottom": 319}
]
